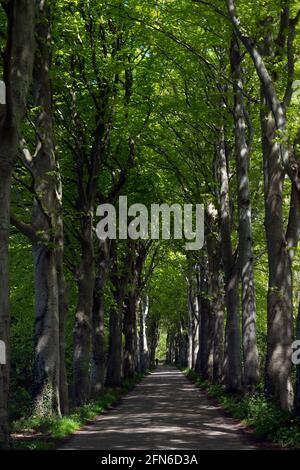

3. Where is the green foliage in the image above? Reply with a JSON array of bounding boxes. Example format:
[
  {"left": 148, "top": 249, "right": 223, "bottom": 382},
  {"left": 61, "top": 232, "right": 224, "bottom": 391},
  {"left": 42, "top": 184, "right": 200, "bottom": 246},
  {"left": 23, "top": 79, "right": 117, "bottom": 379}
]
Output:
[
  {"left": 156, "top": 331, "right": 167, "bottom": 360},
  {"left": 149, "top": 249, "right": 188, "bottom": 325},
  {"left": 4, "top": 0, "right": 300, "bottom": 449},
  {"left": 12, "top": 373, "right": 146, "bottom": 449},
  {"left": 186, "top": 369, "right": 300, "bottom": 448},
  {"left": 9, "top": 234, "right": 35, "bottom": 420}
]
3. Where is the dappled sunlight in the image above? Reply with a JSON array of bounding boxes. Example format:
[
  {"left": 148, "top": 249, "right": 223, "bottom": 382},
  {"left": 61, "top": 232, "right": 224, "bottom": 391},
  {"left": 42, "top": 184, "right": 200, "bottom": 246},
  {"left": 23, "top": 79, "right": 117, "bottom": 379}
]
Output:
[{"left": 60, "top": 365, "right": 255, "bottom": 450}]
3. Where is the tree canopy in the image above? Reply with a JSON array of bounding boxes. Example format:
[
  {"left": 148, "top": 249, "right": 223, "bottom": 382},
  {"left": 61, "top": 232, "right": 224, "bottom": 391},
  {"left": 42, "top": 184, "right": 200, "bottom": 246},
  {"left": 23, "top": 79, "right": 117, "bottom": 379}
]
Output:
[{"left": 1, "top": 0, "right": 300, "bottom": 450}]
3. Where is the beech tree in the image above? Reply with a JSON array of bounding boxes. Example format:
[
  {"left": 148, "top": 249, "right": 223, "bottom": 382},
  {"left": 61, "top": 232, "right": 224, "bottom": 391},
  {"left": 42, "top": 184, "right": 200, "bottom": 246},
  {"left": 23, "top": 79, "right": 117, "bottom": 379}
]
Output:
[
  {"left": 11, "top": 0, "right": 69, "bottom": 417},
  {"left": 0, "top": 0, "right": 35, "bottom": 447},
  {"left": 226, "top": 0, "right": 300, "bottom": 410}
]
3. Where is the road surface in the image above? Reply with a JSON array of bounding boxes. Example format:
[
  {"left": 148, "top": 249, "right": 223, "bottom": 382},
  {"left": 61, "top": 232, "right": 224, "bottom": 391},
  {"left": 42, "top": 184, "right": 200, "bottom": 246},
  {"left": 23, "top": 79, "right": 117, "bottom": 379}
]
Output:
[{"left": 59, "top": 365, "right": 256, "bottom": 450}]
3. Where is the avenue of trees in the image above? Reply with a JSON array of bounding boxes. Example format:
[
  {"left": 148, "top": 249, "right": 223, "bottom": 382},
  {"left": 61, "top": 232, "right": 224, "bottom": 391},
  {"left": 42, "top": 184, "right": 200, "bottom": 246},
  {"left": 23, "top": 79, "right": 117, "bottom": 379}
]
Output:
[{"left": 1, "top": 0, "right": 300, "bottom": 448}]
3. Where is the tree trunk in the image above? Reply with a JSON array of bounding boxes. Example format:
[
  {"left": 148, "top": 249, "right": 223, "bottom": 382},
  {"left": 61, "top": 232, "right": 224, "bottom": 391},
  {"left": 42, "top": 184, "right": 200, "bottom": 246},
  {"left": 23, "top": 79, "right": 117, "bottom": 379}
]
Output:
[
  {"left": 73, "top": 217, "right": 94, "bottom": 404},
  {"left": 0, "top": 0, "right": 35, "bottom": 447},
  {"left": 187, "top": 282, "right": 194, "bottom": 369},
  {"left": 123, "top": 244, "right": 140, "bottom": 380},
  {"left": 106, "top": 293, "right": 123, "bottom": 386},
  {"left": 32, "top": 242, "right": 60, "bottom": 416},
  {"left": 167, "top": 332, "right": 175, "bottom": 364},
  {"left": 90, "top": 239, "right": 108, "bottom": 397},
  {"left": 70, "top": 62, "right": 110, "bottom": 403},
  {"left": 295, "top": 301, "right": 300, "bottom": 413},
  {"left": 212, "top": 270, "right": 225, "bottom": 384},
  {"left": 148, "top": 317, "right": 159, "bottom": 368},
  {"left": 231, "top": 38, "right": 259, "bottom": 390},
  {"left": 199, "top": 256, "right": 214, "bottom": 381},
  {"left": 56, "top": 246, "right": 69, "bottom": 415},
  {"left": 177, "top": 321, "right": 188, "bottom": 368},
  {"left": 123, "top": 293, "right": 137, "bottom": 380},
  {"left": 187, "top": 265, "right": 201, "bottom": 372},
  {"left": 0, "top": 171, "right": 12, "bottom": 447},
  {"left": 227, "top": 0, "right": 300, "bottom": 408},
  {"left": 261, "top": 106, "right": 294, "bottom": 410},
  {"left": 139, "top": 295, "right": 149, "bottom": 373},
  {"left": 106, "top": 245, "right": 127, "bottom": 387},
  {"left": 192, "top": 274, "right": 200, "bottom": 370},
  {"left": 31, "top": 0, "right": 69, "bottom": 415},
  {"left": 206, "top": 205, "right": 225, "bottom": 383},
  {"left": 217, "top": 126, "right": 242, "bottom": 392},
  {"left": 135, "top": 298, "right": 141, "bottom": 373},
  {"left": 226, "top": 0, "right": 300, "bottom": 194}
]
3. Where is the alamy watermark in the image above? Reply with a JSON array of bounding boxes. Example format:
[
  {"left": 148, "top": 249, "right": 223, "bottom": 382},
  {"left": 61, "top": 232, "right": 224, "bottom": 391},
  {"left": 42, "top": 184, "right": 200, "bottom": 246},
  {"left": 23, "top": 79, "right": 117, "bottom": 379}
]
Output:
[
  {"left": 292, "top": 341, "right": 300, "bottom": 365},
  {"left": 0, "top": 340, "right": 6, "bottom": 365},
  {"left": 95, "top": 196, "right": 204, "bottom": 251}
]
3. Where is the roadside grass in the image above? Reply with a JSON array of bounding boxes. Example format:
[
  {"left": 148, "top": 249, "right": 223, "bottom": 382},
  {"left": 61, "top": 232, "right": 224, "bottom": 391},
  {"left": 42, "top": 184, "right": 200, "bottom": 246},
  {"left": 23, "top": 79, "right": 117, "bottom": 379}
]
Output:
[
  {"left": 185, "top": 368, "right": 300, "bottom": 449},
  {"left": 11, "top": 373, "right": 146, "bottom": 450}
]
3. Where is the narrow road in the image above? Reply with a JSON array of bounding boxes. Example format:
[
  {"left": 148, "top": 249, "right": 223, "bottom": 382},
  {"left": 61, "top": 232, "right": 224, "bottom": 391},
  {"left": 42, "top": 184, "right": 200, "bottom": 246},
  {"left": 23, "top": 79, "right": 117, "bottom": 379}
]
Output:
[{"left": 60, "top": 365, "right": 256, "bottom": 450}]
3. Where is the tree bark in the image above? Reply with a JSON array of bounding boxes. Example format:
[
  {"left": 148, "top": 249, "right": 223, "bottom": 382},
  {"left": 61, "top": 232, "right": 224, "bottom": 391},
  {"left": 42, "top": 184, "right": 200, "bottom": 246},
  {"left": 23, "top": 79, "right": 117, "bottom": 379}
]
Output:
[
  {"left": 148, "top": 316, "right": 159, "bottom": 368},
  {"left": 139, "top": 295, "right": 150, "bottom": 373},
  {"left": 106, "top": 243, "right": 127, "bottom": 387},
  {"left": 166, "top": 331, "right": 175, "bottom": 364},
  {"left": 123, "top": 294, "right": 137, "bottom": 379},
  {"left": 135, "top": 298, "right": 141, "bottom": 373},
  {"left": 261, "top": 105, "right": 294, "bottom": 410},
  {"left": 73, "top": 216, "right": 94, "bottom": 404},
  {"left": 90, "top": 239, "right": 108, "bottom": 397},
  {"left": 0, "top": 0, "right": 35, "bottom": 447},
  {"left": 56, "top": 244, "right": 69, "bottom": 415},
  {"left": 32, "top": 242, "right": 60, "bottom": 416},
  {"left": 211, "top": 252, "right": 225, "bottom": 384},
  {"left": 106, "top": 290, "right": 124, "bottom": 386},
  {"left": 226, "top": 0, "right": 300, "bottom": 409},
  {"left": 187, "top": 280, "right": 193, "bottom": 369},
  {"left": 177, "top": 320, "right": 188, "bottom": 368},
  {"left": 31, "top": 0, "right": 69, "bottom": 416},
  {"left": 230, "top": 37, "right": 259, "bottom": 391},
  {"left": 0, "top": 171, "right": 12, "bottom": 447},
  {"left": 206, "top": 205, "right": 225, "bottom": 383},
  {"left": 187, "top": 279, "right": 194, "bottom": 369},
  {"left": 123, "top": 244, "right": 141, "bottom": 380},
  {"left": 71, "top": 81, "right": 109, "bottom": 403},
  {"left": 217, "top": 126, "right": 242, "bottom": 392},
  {"left": 295, "top": 301, "right": 300, "bottom": 413},
  {"left": 192, "top": 272, "right": 200, "bottom": 370},
  {"left": 198, "top": 259, "right": 213, "bottom": 380}
]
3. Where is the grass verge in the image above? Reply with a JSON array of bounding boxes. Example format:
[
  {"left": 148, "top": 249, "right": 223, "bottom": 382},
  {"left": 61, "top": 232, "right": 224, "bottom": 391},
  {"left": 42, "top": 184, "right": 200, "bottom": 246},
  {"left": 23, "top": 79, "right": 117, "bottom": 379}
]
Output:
[
  {"left": 185, "top": 368, "right": 300, "bottom": 449},
  {"left": 11, "top": 372, "right": 146, "bottom": 450}
]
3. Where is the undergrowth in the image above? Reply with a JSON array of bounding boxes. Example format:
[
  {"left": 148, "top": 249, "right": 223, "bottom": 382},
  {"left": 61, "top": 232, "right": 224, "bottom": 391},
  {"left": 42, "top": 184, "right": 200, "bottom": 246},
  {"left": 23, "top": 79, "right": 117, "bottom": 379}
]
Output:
[
  {"left": 12, "top": 373, "right": 145, "bottom": 450},
  {"left": 185, "top": 369, "right": 300, "bottom": 449}
]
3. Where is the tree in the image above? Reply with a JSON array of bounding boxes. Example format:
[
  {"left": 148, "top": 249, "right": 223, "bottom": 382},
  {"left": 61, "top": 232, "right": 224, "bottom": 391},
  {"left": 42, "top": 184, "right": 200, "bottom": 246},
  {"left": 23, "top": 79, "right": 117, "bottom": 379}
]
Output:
[
  {"left": 226, "top": 0, "right": 300, "bottom": 410},
  {"left": 230, "top": 36, "right": 259, "bottom": 390},
  {"left": 11, "top": 0, "right": 70, "bottom": 417},
  {"left": 0, "top": 0, "right": 35, "bottom": 447}
]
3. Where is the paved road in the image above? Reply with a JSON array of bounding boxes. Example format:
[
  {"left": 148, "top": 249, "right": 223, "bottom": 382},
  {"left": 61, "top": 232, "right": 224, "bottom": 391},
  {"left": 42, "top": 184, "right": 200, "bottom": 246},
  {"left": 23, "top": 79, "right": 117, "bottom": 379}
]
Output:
[{"left": 59, "top": 365, "right": 256, "bottom": 450}]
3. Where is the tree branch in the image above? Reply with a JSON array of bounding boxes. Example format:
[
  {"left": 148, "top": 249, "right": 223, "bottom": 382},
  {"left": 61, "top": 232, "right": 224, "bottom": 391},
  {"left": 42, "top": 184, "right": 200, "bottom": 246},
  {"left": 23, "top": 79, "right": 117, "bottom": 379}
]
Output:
[{"left": 10, "top": 214, "right": 37, "bottom": 242}]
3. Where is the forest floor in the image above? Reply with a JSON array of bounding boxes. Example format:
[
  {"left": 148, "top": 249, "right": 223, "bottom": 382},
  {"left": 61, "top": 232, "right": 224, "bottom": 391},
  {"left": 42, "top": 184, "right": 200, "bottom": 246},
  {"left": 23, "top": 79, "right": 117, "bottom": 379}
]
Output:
[{"left": 58, "top": 365, "right": 258, "bottom": 450}]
